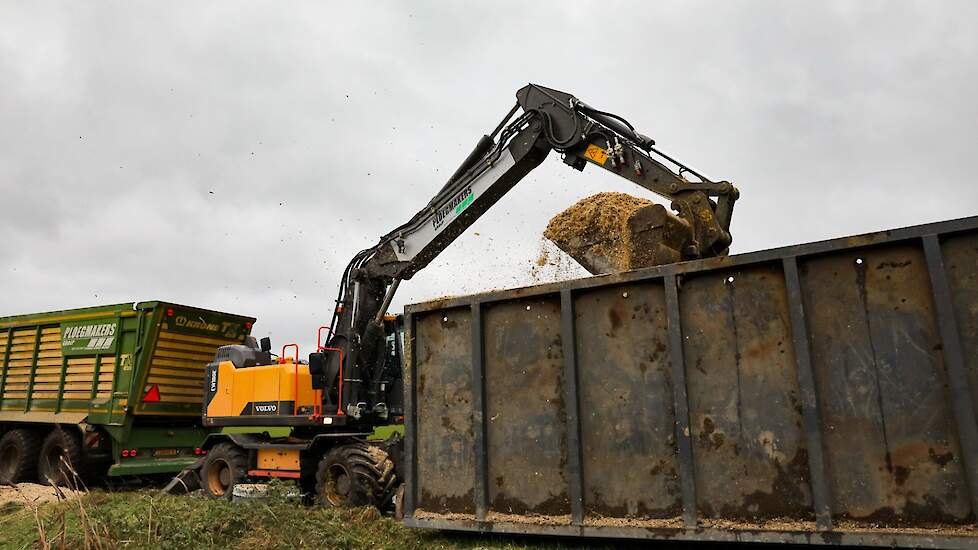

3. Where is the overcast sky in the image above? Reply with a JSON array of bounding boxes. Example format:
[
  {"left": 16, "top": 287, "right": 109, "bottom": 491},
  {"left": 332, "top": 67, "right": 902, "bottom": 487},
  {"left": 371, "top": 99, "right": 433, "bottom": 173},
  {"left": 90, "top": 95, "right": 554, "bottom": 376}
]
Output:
[{"left": 2, "top": 1, "right": 976, "bottom": 351}]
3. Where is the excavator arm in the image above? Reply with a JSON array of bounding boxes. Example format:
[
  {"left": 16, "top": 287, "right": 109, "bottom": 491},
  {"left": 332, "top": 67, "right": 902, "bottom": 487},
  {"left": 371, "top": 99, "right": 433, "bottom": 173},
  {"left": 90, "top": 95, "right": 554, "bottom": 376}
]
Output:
[{"left": 323, "top": 84, "right": 739, "bottom": 420}]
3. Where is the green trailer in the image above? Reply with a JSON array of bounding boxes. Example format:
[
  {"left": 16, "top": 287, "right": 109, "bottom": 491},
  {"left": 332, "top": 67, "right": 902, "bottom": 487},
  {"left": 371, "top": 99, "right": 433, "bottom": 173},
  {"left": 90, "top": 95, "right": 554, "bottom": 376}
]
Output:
[{"left": 0, "top": 301, "right": 254, "bottom": 484}]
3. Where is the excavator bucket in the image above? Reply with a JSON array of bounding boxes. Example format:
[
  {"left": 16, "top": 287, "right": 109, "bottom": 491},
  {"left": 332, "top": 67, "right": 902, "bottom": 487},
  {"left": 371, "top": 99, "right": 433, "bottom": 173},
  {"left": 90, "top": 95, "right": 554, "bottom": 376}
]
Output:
[{"left": 544, "top": 192, "right": 694, "bottom": 275}]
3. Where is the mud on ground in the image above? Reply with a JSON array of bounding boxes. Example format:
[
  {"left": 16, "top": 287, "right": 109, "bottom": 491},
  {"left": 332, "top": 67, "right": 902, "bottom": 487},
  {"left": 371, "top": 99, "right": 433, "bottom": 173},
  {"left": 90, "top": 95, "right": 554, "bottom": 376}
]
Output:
[{"left": 0, "top": 483, "right": 81, "bottom": 507}]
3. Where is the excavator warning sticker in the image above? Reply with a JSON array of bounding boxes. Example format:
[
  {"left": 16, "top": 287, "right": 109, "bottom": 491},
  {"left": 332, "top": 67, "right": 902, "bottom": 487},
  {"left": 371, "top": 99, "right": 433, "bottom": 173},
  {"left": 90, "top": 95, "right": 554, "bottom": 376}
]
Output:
[{"left": 583, "top": 144, "right": 609, "bottom": 165}]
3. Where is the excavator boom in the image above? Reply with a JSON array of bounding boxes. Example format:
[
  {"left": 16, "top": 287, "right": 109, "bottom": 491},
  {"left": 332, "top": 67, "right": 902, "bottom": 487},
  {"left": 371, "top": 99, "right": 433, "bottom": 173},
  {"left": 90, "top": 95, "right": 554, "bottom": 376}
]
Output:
[{"left": 324, "top": 84, "right": 740, "bottom": 421}]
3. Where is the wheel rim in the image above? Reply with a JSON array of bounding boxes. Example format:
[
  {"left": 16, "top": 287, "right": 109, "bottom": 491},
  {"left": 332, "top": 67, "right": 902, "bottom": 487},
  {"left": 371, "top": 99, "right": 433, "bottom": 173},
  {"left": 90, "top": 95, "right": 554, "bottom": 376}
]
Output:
[
  {"left": 325, "top": 463, "right": 352, "bottom": 506},
  {"left": 206, "top": 458, "right": 231, "bottom": 496},
  {"left": 0, "top": 444, "right": 18, "bottom": 479}
]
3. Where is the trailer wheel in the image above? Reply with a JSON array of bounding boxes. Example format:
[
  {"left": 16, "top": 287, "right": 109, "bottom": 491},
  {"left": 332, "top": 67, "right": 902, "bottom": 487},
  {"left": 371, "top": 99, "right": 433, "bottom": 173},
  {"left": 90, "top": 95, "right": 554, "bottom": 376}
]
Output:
[
  {"left": 0, "top": 429, "right": 42, "bottom": 484},
  {"left": 315, "top": 441, "right": 396, "bottom": 508},
  {"left": 38, "top": 428, "right": 85, "bottom": 487},
  {"left": 201, "top": 443, "right": 248, "bottom": 499}
]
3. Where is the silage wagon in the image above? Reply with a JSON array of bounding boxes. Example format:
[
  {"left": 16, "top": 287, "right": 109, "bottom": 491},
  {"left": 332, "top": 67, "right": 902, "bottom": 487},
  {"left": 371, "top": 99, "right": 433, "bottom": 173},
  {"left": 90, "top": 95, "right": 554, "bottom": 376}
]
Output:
[{"left": 0, "top": 301, "right": 254, "bottom": 484}]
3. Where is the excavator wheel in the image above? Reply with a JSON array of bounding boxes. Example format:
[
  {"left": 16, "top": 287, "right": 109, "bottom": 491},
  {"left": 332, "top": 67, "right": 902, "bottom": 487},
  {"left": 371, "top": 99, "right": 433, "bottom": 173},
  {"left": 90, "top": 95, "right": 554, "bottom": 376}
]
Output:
[
  {"left": 315, "top": 441, "right": 396, "bottom": 509},
  {"left": 201, "top": 442, "right": 249, "bottom": 499},
  {"left": 0, "top": 429, "right": 42, "bottom": 485}
]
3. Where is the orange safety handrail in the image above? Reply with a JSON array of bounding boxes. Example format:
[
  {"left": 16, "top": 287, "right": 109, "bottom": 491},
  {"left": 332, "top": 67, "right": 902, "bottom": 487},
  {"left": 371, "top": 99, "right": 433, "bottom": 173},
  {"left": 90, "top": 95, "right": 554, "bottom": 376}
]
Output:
[
  {"left": 317, "top": 326, "right": 330, "bottom": 351},
  {"left": 316, "top": 325, "right": 345, "bottom": 416},
  {"left": 281, "top": 343, "right": 300, "bottom": 415}
]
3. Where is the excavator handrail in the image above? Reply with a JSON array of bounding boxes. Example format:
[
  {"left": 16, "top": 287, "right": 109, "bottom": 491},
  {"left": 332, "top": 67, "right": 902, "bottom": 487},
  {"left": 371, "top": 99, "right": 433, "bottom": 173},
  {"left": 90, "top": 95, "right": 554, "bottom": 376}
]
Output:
[{"left": 280, "top": 343, "right": 300, "bottom": 415}]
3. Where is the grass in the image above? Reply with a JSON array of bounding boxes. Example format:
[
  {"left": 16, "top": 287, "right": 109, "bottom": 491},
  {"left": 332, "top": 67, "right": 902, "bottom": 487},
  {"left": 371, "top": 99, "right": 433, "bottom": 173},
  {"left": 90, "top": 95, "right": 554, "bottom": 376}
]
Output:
[
  {"left": 368, "top": 424, "right": 403, "bottom": 440},
  {"left": 0, "top": 485, "right": 591, "bottom": 550}
]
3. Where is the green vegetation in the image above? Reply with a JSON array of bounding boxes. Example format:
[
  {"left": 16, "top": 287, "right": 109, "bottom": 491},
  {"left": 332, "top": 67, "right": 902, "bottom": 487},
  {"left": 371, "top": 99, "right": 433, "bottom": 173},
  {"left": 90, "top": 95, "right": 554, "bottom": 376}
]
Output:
[
  {"left": 220, "top": 427, "right": 292, "bottom": 437},
  {"left": 0, "top": 486, "right": 597, "bottom": 550},
  {"left": 369, "top": 424, "right": 404, "bottom": 440},
  {"left": 220, "top": 424, "right": 404, "bottom": 440}
]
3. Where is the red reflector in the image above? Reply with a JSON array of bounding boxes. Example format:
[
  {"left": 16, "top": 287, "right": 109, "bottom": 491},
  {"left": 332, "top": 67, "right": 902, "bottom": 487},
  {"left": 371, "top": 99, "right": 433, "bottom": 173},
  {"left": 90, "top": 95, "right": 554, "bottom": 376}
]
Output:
[
  {"left": 130, "top": 449, "right": 138, "bottom": 457},
  {"left": 166, "top": 308, "right": 174, "bottom": 317},
  {"left": 142, "top": 384, "right": 161, "bottom": 403},
  {"left": 194, "top": 448, "right": 202, "bottom": 455},
  {"left": 245, "top": 321, "right": 253, "bottom": 330},
  {"left": 121, "top": 450, "right": 130, "bottom": 458}
]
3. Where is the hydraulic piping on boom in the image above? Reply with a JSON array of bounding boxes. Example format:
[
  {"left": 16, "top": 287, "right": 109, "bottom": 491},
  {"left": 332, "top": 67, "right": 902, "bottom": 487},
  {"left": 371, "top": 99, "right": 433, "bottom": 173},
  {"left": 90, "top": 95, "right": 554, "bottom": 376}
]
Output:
[{"left": 325, "top": 83, "right": 740, "bottom": 422}]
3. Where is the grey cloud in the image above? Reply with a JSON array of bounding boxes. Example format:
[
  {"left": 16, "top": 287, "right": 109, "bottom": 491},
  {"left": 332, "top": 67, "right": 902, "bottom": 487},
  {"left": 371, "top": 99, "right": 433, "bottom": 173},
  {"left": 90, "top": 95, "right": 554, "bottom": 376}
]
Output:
[{"left": 2, "top": 0, "right": 976, "bottom": 353}]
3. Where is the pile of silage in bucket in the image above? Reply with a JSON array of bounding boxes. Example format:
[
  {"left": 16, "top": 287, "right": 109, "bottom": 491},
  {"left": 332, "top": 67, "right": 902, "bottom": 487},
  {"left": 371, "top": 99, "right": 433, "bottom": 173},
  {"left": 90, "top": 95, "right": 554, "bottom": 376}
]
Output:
[{"left": 544, "top": 191, "right": 688, "bottom": 274}]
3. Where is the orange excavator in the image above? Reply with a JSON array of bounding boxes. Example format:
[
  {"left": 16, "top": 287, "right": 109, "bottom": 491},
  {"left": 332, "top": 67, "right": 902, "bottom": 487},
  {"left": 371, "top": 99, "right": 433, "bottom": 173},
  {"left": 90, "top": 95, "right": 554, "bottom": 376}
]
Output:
[{"left": 172, "top": 84, "right": 738, "bottom": 509}]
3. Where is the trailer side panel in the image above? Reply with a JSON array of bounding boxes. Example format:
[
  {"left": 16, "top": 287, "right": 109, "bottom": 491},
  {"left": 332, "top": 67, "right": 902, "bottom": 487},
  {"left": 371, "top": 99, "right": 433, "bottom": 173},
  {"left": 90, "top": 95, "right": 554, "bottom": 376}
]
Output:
[{"left": 404, "top": 216, "right": 978, "bottom": 546}]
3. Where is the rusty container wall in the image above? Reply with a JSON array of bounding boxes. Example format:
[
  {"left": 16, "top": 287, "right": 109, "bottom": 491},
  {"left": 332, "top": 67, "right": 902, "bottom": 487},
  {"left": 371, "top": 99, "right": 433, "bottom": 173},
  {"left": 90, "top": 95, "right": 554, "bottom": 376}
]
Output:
[{"left": 402, "top": 216, "right": 978, "bottom": 548}]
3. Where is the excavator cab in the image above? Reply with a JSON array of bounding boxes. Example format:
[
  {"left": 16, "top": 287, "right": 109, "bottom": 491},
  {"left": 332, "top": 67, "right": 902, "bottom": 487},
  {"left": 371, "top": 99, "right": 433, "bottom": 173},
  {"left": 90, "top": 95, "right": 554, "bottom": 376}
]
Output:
[
  {"left": 172, "top": 321, "right": 404, "bottom": 505},
  {"left": 201, "top": 317, "right": 404, "bottom": 429},
  {"left": 201, "top": 339, "right": 322, "bottom": 424}
]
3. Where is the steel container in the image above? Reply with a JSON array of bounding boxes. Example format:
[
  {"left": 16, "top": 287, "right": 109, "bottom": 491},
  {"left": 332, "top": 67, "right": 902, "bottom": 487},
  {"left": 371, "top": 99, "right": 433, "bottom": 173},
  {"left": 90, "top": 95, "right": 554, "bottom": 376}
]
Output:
[{"left": 402, "top": 216, "right": 978, "bottom": 548}]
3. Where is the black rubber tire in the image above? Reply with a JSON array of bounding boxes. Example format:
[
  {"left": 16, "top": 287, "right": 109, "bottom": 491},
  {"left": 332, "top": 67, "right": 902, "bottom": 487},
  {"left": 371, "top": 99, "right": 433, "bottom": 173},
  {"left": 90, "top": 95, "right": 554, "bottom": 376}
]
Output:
[
  {"left": 0, "top": 429, "right": 42, "bottom": 484},
  {"left": 299, "top": 451, "right": 320, "bottom": 505},
  {"left": 38, "top": 428, "right": 85, "bottom": 487},
  {"left": 200, "top": 443, "right": 249, "bottom": 499},
  {"left": 315, "top": 441, "right": 396, "bottom": 509}
]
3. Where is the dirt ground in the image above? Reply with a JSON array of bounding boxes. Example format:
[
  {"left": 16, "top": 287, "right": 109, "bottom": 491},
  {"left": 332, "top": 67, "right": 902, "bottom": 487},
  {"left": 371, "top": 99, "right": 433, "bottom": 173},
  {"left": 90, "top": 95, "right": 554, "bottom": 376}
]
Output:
[{"left": 0, "top": 483, "right": 81, "bottom": 507}]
